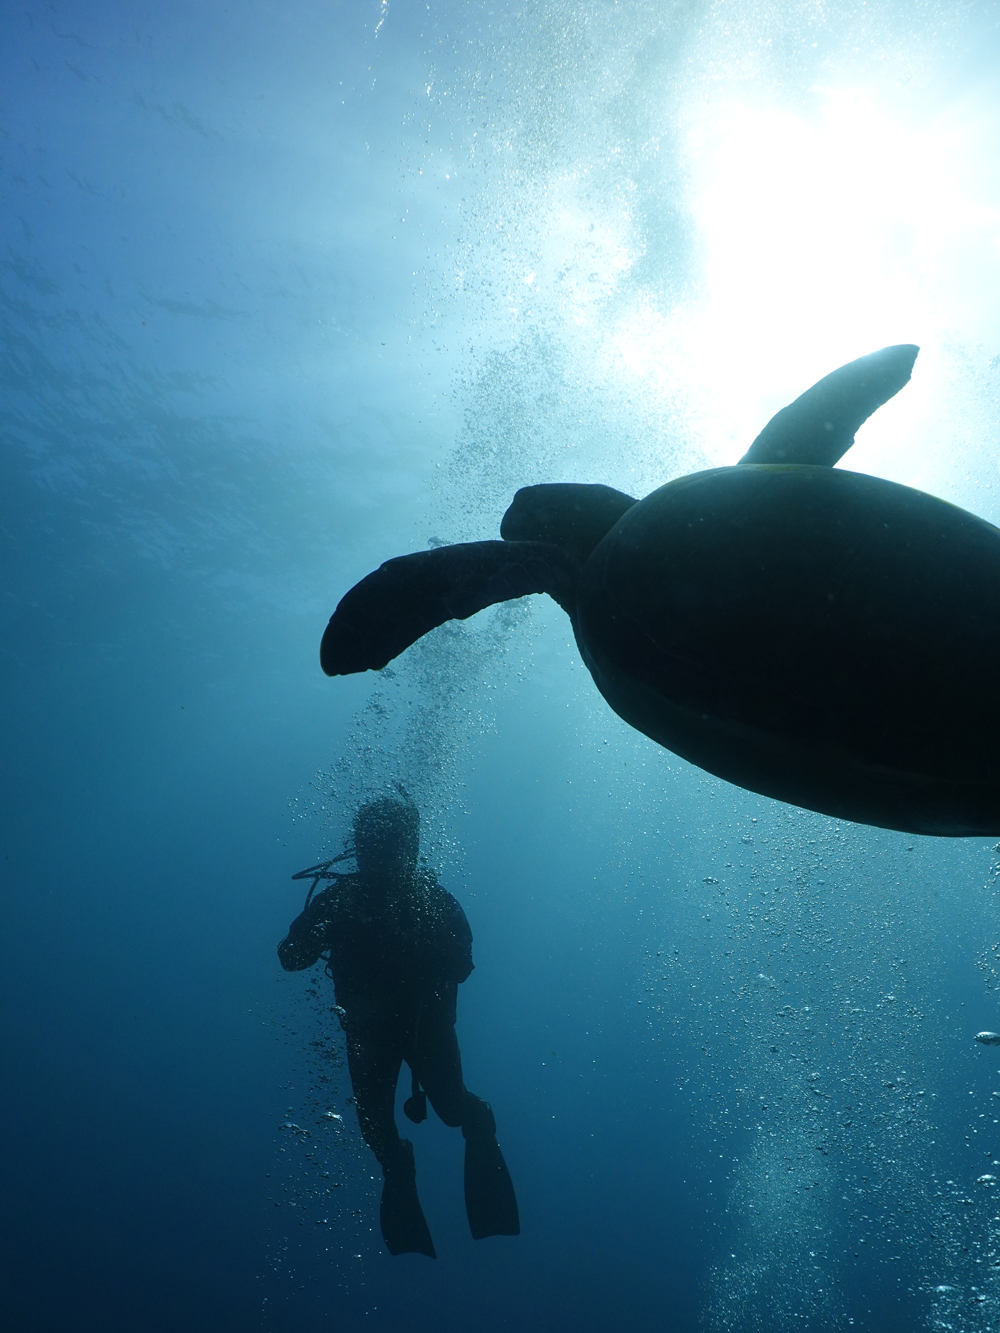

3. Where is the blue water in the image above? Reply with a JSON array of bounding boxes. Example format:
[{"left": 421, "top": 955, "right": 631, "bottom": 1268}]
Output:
[{"left": 5, "top": 2, "right": 1000, "bottom": 1329}]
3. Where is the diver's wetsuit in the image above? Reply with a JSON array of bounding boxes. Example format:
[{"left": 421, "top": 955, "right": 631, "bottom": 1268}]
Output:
[{"left": 278, "top": 868, "right": 489, "bottom": 1172}]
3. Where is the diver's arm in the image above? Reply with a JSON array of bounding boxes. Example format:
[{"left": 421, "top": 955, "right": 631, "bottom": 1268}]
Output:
[
  {"left": 277, "top": 892, "right": 333, "bottom": 971},
  {"left": 434, "top": 888, "right": 475, "bottom": 984},
  {"left": 277, "top": 928, "right": 321, "bottom": 971}
]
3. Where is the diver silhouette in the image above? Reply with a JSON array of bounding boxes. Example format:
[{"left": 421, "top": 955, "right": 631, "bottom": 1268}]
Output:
[{"left": 278, "top": 794, "right": 519, "bottom": 1257}]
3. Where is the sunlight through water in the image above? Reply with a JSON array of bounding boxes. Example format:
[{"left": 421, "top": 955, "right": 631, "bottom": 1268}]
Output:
[{"left": 613, "top": 86, "right": 1000, "bottom": 466}]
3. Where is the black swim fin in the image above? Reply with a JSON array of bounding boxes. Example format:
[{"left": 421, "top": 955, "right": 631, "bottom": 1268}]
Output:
[
  {"left": 379, "top": 1140, "right": 436, "bottom": 1258},
  {"left": 463, "top": 1103, "right": 520, "bottom": 1241}
]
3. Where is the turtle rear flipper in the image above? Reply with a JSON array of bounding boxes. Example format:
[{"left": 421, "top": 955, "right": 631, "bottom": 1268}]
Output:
[
  {"left": 739, "top": 343, "right": 919, "bottom": 468},
  {"left": 320, "top": 539, "right": 579, "bottom": 675}
]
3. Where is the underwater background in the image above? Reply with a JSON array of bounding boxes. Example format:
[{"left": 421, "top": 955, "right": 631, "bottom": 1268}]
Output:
[{"left": 4, "top": 1, "right": 1000, "bottom": 1329}]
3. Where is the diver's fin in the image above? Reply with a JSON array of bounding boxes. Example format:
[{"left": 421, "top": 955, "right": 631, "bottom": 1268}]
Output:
[
  {"left": 321, "top": 540, "right": 578, "bottom": 676},
  {"left": 738, "top": 343, "right": 919, "bottom": 467},
  {"left": 464, "top": 1134, "right": 520, "bottom": 1240},
  {"left": 463, "top": 1103, "right": 520, "bottom": 1241},
  {"left": 379, "top": 1140, "right": 436, "bottom": 1258}
]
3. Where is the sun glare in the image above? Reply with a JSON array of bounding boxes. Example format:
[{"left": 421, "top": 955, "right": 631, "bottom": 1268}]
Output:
[{"left": 609, "top": 89, "right": 1000, "bottom": 464}]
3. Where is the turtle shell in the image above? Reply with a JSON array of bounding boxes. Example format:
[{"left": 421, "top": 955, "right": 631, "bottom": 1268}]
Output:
[{"left": 576, "top": 463, "right": 1000, "bottom": 835}]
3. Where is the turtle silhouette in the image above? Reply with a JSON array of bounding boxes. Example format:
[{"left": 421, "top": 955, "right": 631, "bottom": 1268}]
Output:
[{"left": 320, "top": 344, "right": 1000, "bottom": 837}]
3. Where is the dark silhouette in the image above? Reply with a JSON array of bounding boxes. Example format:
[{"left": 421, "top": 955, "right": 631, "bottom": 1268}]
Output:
[
  {"left": 313, "top": 345, "right": 1000, "bottom": 839},
  {"left": 278, "top": 794, "right": 519, "bottom": 1257}
]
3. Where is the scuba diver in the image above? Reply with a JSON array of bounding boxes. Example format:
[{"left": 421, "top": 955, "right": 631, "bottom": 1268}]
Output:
[{"left": 278, "top": 793, "right": 519, "bottom": 1258}]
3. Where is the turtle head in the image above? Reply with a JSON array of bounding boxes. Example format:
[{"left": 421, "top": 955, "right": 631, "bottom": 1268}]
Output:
[{"left": 500, "top": 482, "right": 637, "bottom": 565}]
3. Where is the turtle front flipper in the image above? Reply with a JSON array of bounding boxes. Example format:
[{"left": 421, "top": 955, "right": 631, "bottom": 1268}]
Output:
[
  {"left": 738, "top": 343, "right": 919, "bottom": 468},
  {"left": 320, "top": 540, "right": 579, "bottom": 675}
]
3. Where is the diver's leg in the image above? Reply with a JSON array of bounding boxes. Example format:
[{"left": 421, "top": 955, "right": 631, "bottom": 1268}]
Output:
[
  {"left": 345, "top": 1020, "right": 435, "bottom": 1259},
  {"left": 412, "top": 1009, "right": 502, "bottom": 1138},
  {"left": 410, "top": 1015, "right": 469, "bottom": 1128},
  {"left": 412, "top": 1009, "right": 519, "bottom": 1240},
  {"left": 343, "top": 1021, "right": 404, "bottom": 1169}
]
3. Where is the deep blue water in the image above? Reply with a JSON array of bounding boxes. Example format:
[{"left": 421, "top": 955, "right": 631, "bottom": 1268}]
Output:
[{"left": 5, "top": 2, "right": 1000, "bottom": 1330}]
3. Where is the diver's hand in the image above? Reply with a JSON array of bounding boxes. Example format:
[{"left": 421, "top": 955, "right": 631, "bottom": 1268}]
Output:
[{"left": 277, "top": 932, "right": 321, "bottom": 971}]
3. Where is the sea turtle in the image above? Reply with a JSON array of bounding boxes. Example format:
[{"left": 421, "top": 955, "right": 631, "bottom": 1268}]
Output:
[{"left": 320, "top": 344, "right": 1000, "bottom": 837}]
